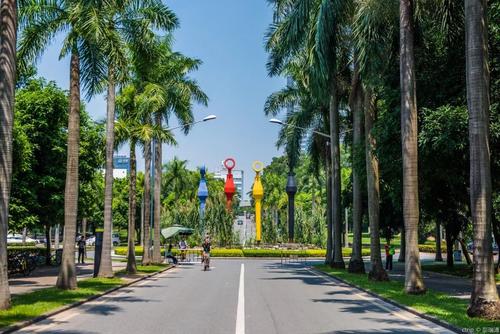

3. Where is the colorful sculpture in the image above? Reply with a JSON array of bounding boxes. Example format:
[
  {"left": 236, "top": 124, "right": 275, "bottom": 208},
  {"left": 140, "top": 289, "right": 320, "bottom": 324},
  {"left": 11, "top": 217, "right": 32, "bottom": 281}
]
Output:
[
  {"left": 252, "top": 161, "right": 264, "bottom": 243},
  {"left": 198, "top": 166, "right": 208, "bottom": 219},
  {"left": 223, "top": 158, "right": 236, "bottom": 210}
]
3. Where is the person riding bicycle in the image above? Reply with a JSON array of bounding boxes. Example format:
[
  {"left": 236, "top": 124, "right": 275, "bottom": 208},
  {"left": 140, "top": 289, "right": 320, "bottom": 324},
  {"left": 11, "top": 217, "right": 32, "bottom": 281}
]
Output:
[{"left": 202, "top": 235, "right": 211, "bottom": 264}]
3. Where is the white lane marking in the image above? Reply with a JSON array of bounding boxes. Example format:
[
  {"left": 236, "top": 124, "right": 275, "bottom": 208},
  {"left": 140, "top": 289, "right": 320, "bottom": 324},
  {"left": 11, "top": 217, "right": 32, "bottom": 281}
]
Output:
[
  {"left": 307, "top": 268, "right": 453, "bottom": 334},
  {"left": 235, "top": 263, "right": 245, "bottom": 334}
]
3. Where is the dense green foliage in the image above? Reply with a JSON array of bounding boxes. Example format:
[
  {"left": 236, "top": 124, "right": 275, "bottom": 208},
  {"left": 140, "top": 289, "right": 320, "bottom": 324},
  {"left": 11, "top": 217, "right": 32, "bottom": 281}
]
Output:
[{"left": 11, "top": 79, "right": 104, "bottom": 235}]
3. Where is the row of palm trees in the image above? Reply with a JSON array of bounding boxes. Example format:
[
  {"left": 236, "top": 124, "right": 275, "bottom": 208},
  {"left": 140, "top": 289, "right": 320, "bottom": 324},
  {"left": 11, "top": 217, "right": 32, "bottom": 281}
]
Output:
[
  {"left": 0, "top": 0, "right": 207, "bottom": 310},
  {"left": 264, "top": 0, "right": 498, "bottom": 319}
]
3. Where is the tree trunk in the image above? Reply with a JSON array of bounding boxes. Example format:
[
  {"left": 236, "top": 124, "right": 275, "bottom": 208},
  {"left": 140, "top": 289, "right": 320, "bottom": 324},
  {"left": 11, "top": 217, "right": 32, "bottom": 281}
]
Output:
[
  {"left": 82, "top": 218, "right": 87, "bottom": 240},
  {"left": 435, "top": 222, "right": 443, "bottom": 261},
  {"left": 45, "top": 223, "right": 51, "bottom": 266},
  {"left": 56, "top": 51, "right": 80, "bottom": 290},
  {"left": 126, "top": 140, "right": 137, "bottom": 274},
  {"left": 329, "top": 82, "right": 345, "bottom": 269},
  {"left": 398, "top": 227, "right": 406, "bottom": 262},
  {"left": 0, "top": 0, "right": 16, "bottom": 309},
  {"left": 364, "top": 89, "right": 388, "bottom": 281},
  {"left": 348, "top": 64, "right": 365, "bottom": 274},
  {"left": 400, "top": 0, "right": 425, "bottom": 295},
  {"left": 465, "top": 0, "right": 500, "bottom": 319},
  {"left": 98, "top": 75, "right": 116, "bottom": 278},
  {"left": 445, "top": 227, "right": 454, "bottom": 267},
  {"left": 152, "top": 113, "right": 162, "bottom": 264},
  {"left": 142, "top": 138, "right": 152, "bottom": 265},
  {"left": 325, "top": 153, "right": 333, "bottom": 265},
  {"left": 54, "top": 224, "right": 60, "bottom": 250},
  {"left": 459, "top": 238, "right": 472, "bottom": 265}
]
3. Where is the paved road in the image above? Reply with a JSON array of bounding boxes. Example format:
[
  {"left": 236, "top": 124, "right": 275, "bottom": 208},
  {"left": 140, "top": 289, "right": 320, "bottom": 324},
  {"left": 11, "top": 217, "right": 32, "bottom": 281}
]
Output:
[{"left": 17, "top": 260, "right": 455, "bottom": 334}]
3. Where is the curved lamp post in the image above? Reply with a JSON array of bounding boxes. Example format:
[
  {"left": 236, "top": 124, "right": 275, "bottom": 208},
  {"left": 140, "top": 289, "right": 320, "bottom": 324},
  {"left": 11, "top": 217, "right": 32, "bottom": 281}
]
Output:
[
  {"left": 252, "top": 161, "right": 264, "bottom": 243},
  {"left": 223, "top": 158, "right": 236, "bottom": 210}
]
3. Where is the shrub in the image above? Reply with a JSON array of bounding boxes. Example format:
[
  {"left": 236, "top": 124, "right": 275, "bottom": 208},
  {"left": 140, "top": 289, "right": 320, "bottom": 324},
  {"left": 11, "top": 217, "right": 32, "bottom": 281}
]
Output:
[
  {"left": 7, "top": 246, "right": 47, "bottom": 257},
  {"left": 113, "top": 246, "right": 371, "bottom": 258}
]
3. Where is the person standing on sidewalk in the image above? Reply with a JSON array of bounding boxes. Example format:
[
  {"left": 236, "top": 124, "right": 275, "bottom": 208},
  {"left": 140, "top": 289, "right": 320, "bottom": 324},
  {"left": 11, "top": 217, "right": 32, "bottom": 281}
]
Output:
[
  {"left": 384, "top": 241, "right": 394, "bottom": 270},
  {"left": 77, "top": 236, "right": 86, "bottom": 264}
]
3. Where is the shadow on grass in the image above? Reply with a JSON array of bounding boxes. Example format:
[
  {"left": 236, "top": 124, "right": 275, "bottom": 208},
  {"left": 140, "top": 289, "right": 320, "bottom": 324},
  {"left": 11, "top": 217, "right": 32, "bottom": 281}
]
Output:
[{"left": 0, "top": 278, "right": 122, "bottom": 328}]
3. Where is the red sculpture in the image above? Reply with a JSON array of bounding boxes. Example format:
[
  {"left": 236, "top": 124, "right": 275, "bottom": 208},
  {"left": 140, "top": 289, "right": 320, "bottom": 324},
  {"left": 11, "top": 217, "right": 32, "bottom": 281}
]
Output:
[{"left": 224, "top": 158, "right": 236, "bottom": 210}]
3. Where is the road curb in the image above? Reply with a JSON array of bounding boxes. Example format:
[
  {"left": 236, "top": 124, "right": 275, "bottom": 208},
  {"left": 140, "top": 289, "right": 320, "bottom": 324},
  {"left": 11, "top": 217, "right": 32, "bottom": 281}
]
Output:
[
  {"left": 310, "top": 268, "right": 462, "bottom": 334},
  {"left": 0, "top": 265, "right": 175, "bottom": 334}
]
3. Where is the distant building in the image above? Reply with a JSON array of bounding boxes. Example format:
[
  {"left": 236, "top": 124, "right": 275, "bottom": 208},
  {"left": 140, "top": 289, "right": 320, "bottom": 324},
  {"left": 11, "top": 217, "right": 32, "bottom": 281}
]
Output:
[
  {"left": 214, "top": 165, "right": 244, "bottom": 199},
  {"left": 112, "top": 155, "right": 129, "bottom": 179}
]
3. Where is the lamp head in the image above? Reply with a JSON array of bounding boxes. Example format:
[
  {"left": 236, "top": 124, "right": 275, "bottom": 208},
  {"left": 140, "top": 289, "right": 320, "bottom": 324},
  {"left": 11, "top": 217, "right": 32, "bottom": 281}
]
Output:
[
  {"left": 269, "top": 118, "right": 284, "bottom": 125},
  {"left": 202, "top": 115, "right": 217, "bottom": 122}
]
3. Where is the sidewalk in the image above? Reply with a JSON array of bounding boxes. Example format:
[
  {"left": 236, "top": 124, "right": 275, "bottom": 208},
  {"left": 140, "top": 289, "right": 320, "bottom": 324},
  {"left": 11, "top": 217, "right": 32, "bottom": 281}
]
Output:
[
  {"left": 8, "top": 260, "right": 126, "bottom": 296},
  {"left": 371, "top": 252, "right": 500, "bottom": 299}
]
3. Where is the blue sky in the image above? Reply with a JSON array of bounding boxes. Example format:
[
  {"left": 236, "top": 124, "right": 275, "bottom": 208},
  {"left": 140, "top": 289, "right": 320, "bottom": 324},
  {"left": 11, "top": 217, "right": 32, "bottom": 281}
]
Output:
[{"left": 35, "top": 0, "right": 286, "bottom": 199}]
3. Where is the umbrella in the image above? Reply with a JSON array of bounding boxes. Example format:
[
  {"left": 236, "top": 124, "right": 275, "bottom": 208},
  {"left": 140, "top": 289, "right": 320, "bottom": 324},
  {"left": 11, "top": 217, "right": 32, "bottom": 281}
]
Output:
[{"left": 161, "top": 225, "right": 194, "bottom": 240}]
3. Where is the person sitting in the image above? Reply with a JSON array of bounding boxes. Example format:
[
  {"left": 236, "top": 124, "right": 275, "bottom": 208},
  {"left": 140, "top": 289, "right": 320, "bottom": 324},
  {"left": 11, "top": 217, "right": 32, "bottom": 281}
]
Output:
[
  {"left": 165, "top": 243, "right": 178, "bottom": 265},
  {"left": 179, "top": 238, "right": 188, "bottom": 261}
]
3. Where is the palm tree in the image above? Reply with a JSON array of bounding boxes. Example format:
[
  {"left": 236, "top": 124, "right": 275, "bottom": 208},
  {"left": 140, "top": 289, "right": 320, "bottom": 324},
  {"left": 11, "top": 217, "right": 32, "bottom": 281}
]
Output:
[
  {"left": 0, "top": 0, "right": 16, "bottom": 309},
  {"left": 352, "top": 0, "right": 399, "bottom": 280},
  {"left": 97, "top": 0, "right": 178, "bottom": 279},
  {"left": 348, "top": 63, "right": 365, "bottom": 274},
  {"left": 364, "top": 89, "right": 388, "bottom": 281},
  {"left": 399, "top": 0, "right": 425, "bottom": 294},
  {"left": 18, "top": 0, "right": 115, "bottom": 289},
  {"left": 136, "top": 40, "right": 207, "bottom": 264},
  {"left": 163, "top": 158, "right": 191, "bottom": 202},
  {"left": 465, "top": 0, "right": 500, "bottom": 319},
  {"left": 266, "top": 0, "right": 351, "bottom": 268}
]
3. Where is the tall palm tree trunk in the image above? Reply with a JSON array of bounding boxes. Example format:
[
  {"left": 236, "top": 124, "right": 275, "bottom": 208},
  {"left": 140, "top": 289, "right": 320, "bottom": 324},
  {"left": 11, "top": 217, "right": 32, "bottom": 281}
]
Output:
[
  {"left": 56, "top": 51, "right": 81, "bottom": 290},
  {"left": 348, "top": 65, "right": 365, "bottom": 274},
  {"left": 98, "top": 76, "right": 116, "bottom": 278},
  {"left": 330, "top": 82, "right": 345, "bottom": 268},
  {"left": 325, "top": 153, "right": 333, "bottom": 264},
  {"left": 142, "top": 139, "right": 152, "bottom": 265},
  {"left": 126, "top": 140, "right": 137, "bottom": 274},
  {"left": 400, "top": 0, "right": 425, "bottom": 294},
  {"left": 0, "top": 0, "right": 16, "bottom": 308},
  {"left": 398, "top": 226, "right": 406, "bottom": 262},
  {"left": 152, "top": 113, "right": 162, "bottom": 264},
  {"left": 435, "top": 222, "right": 443, "bottom": 261},
  {"left": 365, "top": 89, "right": 388, "bottom": 281},
  {"left": 465, "top": 0, "right": 500, "bottom": 319}
]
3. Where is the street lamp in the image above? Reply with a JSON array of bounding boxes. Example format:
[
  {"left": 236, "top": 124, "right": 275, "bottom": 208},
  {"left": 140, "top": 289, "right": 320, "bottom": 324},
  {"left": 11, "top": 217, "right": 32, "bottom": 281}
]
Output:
[{"left": 150, "top": 114, "right": 217, "bottom": 250}]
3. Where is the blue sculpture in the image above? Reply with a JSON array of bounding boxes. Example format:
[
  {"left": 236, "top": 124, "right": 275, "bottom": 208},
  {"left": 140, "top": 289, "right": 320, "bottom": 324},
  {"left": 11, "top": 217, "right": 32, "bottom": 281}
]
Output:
[{"left": 198, "top": 166, "right": 209, "bottom": 218}]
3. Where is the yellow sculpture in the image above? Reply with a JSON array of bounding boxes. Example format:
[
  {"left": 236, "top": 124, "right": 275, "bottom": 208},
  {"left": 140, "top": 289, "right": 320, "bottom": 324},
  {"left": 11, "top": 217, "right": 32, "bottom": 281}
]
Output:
[{"left": 252, "top": 161, "right": 264, "bottom": 243}]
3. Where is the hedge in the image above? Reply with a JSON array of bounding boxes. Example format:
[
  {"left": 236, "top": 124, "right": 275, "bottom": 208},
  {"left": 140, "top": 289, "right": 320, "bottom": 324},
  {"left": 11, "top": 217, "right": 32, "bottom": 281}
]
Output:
[
  {"left": 7, "top": 246, "right": 47, "bottom": 257},
  {"left": 114, "top": 246, "right": 370, "bottom": 258},
  {"left": 418, "top": 244, "right": 448, "bottom": 253}
]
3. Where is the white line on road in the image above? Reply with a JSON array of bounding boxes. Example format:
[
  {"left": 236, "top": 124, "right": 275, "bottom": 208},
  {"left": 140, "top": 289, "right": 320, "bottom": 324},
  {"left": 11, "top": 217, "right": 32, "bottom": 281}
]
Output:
[{"left": 235, "top": 263, "right": 245, "bottom": 334}]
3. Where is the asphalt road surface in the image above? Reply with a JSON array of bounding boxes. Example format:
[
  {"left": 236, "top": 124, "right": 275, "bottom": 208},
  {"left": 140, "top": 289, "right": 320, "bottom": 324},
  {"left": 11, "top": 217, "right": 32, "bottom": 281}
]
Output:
[{"left": 17, "top": 260, "right": 455, "bottom": 334}]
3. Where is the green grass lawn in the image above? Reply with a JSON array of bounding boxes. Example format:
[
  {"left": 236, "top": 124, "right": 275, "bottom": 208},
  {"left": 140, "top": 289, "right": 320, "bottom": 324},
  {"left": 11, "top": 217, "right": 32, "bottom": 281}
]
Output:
[
  {"left": 422, "top": 263, "right": 500, "bottom": 282},
  {"left": 349, "top": 232, "right": 402, "bottom": 248},
  {"left": 315, "top": 265, "right": 500, "bottom": 330},
  {"left": 0, "top": 278, "right": 123, "bottom": 329},
  {"left": 115, "top": 262, "right": 171, "bottom": 275}
]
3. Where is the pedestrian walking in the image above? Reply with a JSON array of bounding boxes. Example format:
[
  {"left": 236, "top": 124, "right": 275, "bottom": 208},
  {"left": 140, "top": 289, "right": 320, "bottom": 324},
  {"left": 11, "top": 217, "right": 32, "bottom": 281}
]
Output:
[
  {"left": 384, "top": 241, "right": 395, "bottom": 270},
  {"left": 77, "top": 236, "right": 86, "bottom": 264}
]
